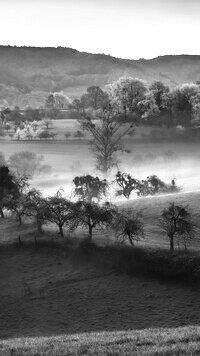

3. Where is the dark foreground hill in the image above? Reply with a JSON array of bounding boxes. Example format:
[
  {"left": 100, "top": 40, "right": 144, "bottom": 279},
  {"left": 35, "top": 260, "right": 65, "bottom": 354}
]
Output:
[{"left": 1, "top": 46, "right": 200, "bottom": 107}]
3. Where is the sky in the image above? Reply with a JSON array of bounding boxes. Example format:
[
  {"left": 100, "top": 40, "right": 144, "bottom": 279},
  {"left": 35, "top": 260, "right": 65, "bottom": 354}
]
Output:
[{"left": 0, "top": 0, "right": 199, "bottom": 59}]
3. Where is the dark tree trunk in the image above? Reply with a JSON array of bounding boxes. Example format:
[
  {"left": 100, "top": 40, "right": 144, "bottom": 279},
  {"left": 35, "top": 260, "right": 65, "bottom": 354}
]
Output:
[
  {"left": 128, "top": 232, "right": 134, "bottom": 246},
  {"left": 59, "top": 224, "right": 64, "bottom": 238},
  {"left": 37, "top": 217, "right": 43, "bottom": 234},
  {"left": 88, "top": 225, "right": 93, "bottom": 241},
  {"left": 18, "top": 214, "right": 22, "bottom": 226},
  {"left": 169, "top": 234, "right": 174, "bottom": 253},
  {"left": 0, "top": 208, "right": 4, "bottom": 218}
]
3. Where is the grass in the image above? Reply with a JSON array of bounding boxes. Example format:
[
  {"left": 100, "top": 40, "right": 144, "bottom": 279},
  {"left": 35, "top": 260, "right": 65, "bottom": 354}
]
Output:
[
  {"left": 1, "top": 236, "right": 200, "bottom": 341},
  {"left": 1, "top": 197, "right": 200, "bottom": 354},
  {"left": 1, "top": 326, "right": 200, "bottom": 355}
]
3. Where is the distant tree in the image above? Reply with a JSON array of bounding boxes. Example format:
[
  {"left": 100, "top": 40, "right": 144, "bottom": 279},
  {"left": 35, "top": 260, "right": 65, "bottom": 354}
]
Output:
[
  {"left": 149, "top": 81, "right": 170, "bottom": 111},
  {"left": 115, "top": 172, "right": 179, "bottom": 198},
  {"left": 74, "top": 130, "right": 84, "bottom": 138},
  {"left": 137, "top": 92, "right": 160, "bottom": 121},
  {"left": 159, "top": 202, "right": 194, "bottom": 253},
  {"left": 171, "top": 84, "right": 199, "bottom": 127},
  {"left": 45, "top": 94, "right": 55, "bottom": 109},
  {"left": 70, "top": 98, "right": 83, "bottom": 113},
  {"left": 79, "top": 105, "right": 135, "bottom": 173},
  {"left": 106, "top": 77, "right": 147, "bottom": 119},
  {"left": 45, "top": 92, "right": 70, "bottom": 110},
  {"left": 64, "top": 131, "right": 71, "bottom": 140},
  {"left": 115, "top": 171, "right": 138, "bottom": 199},
  {"left": 73, "top": 201, "right": 114, "bottom": 240},
  {"left": 49, "top": 132, "right": 57, "bottom": 140},
  {"left": 9, "top": 106, "right": 23, "bottom": 125},
  {"left": 190, "top": 92, "right": 200, "bottom": 128},
  {"left": 43, "top": 118, "right": 52, "bottom": 130},
  {"left": 73, "top": 175, "right": 108, "bottom": 203},
  {"left": 44, "top": 191, "right": 74, "bottom": 237},
  {"left": 5, "top": 123, "right": 11, "bottom": 132},
  {"left": 136, "top": 175, "right": 179, "bottom": 196},
  {"left": 81, "top": 86, "right": 109, "bottom": 110},
  {"left": 8, "top": 151, "right": 45, "bottom": 179},
  {"left": 1, "top": 107, "right": 11, "bottom": 125},
  {"left": 112, "top": 208, "right": 144, "bottom": 246},
  {"left": 37, "top": 130, "right": 56, "bottom": 140}
]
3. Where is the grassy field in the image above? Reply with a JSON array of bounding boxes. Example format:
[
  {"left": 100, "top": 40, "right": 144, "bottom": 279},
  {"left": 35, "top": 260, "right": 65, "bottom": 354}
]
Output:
[
  {"left": 2, "top": 326, "right": 200, "bottom": 355},
  {"left": 1, "top": 237, "right": 200, "bottom": 338}
]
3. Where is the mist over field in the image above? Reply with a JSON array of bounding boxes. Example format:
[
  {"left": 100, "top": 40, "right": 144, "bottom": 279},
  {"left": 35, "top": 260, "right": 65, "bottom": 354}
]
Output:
[{"left": 1, "top": 138, "right": 200, "bottom": 199}]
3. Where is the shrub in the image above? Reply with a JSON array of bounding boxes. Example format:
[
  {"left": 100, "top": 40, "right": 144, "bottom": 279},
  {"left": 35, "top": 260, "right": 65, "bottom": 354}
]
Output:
[
  {"left": 65, "top": 131, "right": 71, "bottom": 140},
  {"left": 74, "top": 130, "right": 84, "bottom": 138}
]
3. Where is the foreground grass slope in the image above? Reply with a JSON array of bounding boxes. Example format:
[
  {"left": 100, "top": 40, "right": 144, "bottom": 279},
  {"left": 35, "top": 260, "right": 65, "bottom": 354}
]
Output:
[
  {"left": 1, "top": 240, "right": 200, "bottom": 341},
  {"left": 1, "top": 326, "right": 200, "bottom": 355},
  {"left": 1, "top": 191, "right": 200, "bottom": 354}
]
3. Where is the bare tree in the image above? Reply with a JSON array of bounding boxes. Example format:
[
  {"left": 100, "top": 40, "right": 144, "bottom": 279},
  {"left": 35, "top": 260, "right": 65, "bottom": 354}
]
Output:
[
  {"left": 112, "top": 208, "right": 144, "bottom": 246},
  {"left": 79, "top": 105, "right": 135, "bottom": 173},
  {"left": 159, "top": 202, "right": 195, "bottom": 253},
  {"left": 72, "top": 201, "right": 114, "bottom": 240},
  {"left": 44, "top": 191, "right": 74, "bottom": 238}
]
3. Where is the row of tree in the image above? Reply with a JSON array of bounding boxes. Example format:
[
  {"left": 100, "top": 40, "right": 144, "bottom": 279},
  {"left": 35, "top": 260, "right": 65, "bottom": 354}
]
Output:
[{"left": 0, "top": 167, "right": 194, "bottom": 252}]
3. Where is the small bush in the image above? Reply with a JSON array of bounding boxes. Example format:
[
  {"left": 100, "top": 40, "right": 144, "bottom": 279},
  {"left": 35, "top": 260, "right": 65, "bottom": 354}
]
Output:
[{"left": 74, "top": 130, "right": 84, "bottom": 138}]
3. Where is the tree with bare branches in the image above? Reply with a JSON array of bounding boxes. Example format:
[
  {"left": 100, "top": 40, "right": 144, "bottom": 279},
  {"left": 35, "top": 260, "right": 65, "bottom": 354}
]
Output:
[
  {"left": 159, "top": 202, "right": 195, "bottom": 253},
  {"left": 79, "top": 104, "right": 135, "bottom": 173}
]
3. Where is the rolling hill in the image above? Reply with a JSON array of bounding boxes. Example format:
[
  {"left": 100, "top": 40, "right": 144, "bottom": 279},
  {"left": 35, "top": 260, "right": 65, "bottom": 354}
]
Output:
[{"left": 1, "top": 46, "right": 200, "bottom": 107}]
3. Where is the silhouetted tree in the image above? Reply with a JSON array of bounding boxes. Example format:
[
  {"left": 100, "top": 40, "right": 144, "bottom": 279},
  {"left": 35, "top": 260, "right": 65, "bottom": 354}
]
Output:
[
  {"left": 112, "top": 208, "right": 144, "bottom": 246},
  {"left": 160, "top": 202, "right": 194, "bottom": 253},
  {"left": 44, "top": 191, "right": 74, "bottom": 237},
  {"left": 73, "top": 201, "right": 114, "bottom": 240},
  {"left": 8, "top": 151, "right": 46, "bottom": 179}
]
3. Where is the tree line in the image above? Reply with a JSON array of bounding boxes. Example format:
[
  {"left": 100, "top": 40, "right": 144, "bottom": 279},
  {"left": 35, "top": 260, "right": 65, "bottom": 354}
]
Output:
[{"left": 2, "top": 78, "right": 200, "bottom": 129}]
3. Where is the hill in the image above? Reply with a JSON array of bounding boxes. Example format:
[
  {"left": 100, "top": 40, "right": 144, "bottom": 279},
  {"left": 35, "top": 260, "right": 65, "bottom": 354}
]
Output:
[{"left": 1, "top": 46, "right": 200, "bottom": 107}]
